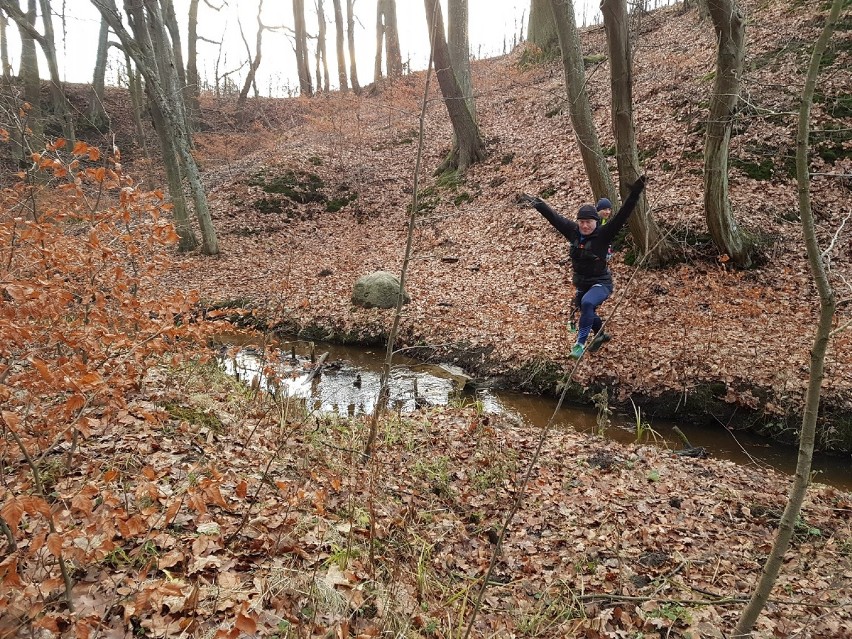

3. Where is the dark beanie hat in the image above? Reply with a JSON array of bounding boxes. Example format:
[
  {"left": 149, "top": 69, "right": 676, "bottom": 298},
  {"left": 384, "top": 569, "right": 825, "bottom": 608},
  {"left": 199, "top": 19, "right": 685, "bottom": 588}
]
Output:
[
  {"left": 596, "top": 198, "right": 613, "bottom": 212},
  {"left": 577, "top": 204, "right": 600, "bottom": 220}
]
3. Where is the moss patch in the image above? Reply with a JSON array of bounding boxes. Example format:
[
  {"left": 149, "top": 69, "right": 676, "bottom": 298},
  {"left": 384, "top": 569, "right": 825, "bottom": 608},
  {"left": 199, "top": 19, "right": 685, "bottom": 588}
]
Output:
[
  {"left": 730, "top": 156, "right": 775, "bottom": 181},
  {"left": 248, "top": 169, "right": 327, "bottom": 205}
]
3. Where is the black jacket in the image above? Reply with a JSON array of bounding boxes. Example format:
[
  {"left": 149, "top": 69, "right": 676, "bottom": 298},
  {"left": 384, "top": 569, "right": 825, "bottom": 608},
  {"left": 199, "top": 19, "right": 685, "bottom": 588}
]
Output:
[{"left": 532, "top": 179, "right": 645, "bottom": 289}]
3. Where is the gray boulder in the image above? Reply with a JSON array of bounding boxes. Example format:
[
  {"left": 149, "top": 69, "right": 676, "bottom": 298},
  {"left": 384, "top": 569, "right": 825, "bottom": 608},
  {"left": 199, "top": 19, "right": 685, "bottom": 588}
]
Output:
[{"left": 351, "top": 271, "right": 410, "bottom": 309}]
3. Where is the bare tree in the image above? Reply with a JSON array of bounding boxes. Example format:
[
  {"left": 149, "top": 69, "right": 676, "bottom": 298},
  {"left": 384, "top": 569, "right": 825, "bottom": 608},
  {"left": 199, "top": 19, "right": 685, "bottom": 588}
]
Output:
[
  {"left": 374, "top": 0, "right": 401, "bottom": 81},
  {"left": 527, "top": 0, "right": 558, "bottom": 53},
  {"left": 13, "top": 0, "right": 43, "bottom": 160},
  {"left": 424, "top": 0, "right": 484, "bottom": 172},
  {"left": 293, "top": 0, "right": 313, "bottom": 95},
  {"left": 162, "top": 0, "right": 191, "bottom": 118},
  {"left": 331, "top": 0, "right": 348, "bottom": 90},
  {"left": 186, "top": 0, "right": 201, "bottom": 126},
  {"left": 601, "top": 0, "right": 672, "bottom": 265},
  {"left": 704, "top": 0, "right": 756, "bottom": 268},
  {"left": 0, "top": 0, "right": 75, "bottom": 143},
  {"left": 448, "top": 0, "right": 474, "bottom": 122},
  {"left": 89, "top": 15, "right": 109, "bottom": 125},
  {"left": 315, "top": 0, "right": 330, "bottom": 92},
  {"left": 238, "top": 0, "right": 264, "bottom": 108},
  {"left": 346, "top": 0, "right": 360, "bottom": 92},
  {"left": 734, "top": 0, "right": 843, "bottom": 631},
  {"left": 92, "top": 0, "right": 218, "bottom": 255},
  {"left": 0, "top": 9, "right": 11, "bottom": 79},
  {"left": 124, "top": 52, "right": 151, "bottom": 173},
  {"left": 548, "top": 0, "right": 616, "bottom": 201},
  {"left": 373, "top": 0, "right": 383, "bottom": 80}
]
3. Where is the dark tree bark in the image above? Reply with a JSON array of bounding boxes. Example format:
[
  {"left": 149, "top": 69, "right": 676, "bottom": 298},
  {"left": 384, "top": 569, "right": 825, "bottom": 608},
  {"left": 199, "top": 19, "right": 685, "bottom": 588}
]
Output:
[
  {"left": 37, "top": 0, "right": 74, "bottom": 143},
  {"left": 424, "top": 0, "right": 484, "bottom": 172},
  {"left": 601, "top": 0, "right": 672, "bottom": 264},
  {"left": 16, "top": 0, "right": 43, "bottom": 157},
  {"left": 331, "top": 0, "right": 348, "bottom": 90},
  {"left": 293, "top": 0, "right": 313, "bottom": 96},
  {"left": 0, "top": 9, "right": 11, "bottom": 79},
  {"left": 346, "top": 0, "right": 360, "bottom": 92},
  {"left": 89, "top": 15, "right": 109, "bottom": 124},
  {"left": 704, "top": 0, "right": 755, "bottom": 268},
  {"left": 549, "top": 0, "right": 616, "bottom": 202}
]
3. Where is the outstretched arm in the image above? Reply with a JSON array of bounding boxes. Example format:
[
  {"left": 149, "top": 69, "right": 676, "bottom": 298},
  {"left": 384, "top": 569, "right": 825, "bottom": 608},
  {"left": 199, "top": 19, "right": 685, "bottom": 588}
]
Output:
[
  {"left": 521, "top": 194, "right": 578, "bottom": 241},
  {"left": 598, "top": 176, "right": 646, "bottom": 242}
]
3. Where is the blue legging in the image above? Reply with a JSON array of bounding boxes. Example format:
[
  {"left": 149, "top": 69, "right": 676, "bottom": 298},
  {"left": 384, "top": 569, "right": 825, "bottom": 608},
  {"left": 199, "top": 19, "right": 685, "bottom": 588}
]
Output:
[{"left": 574, "top": 284, "right": 611, "bottom": 345}]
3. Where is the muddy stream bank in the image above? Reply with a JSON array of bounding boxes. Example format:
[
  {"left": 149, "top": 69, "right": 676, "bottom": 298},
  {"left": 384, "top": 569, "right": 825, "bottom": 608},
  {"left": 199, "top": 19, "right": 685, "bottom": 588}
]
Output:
[{"left": 217, "top": 336, "right": 851, "bottom": 491}]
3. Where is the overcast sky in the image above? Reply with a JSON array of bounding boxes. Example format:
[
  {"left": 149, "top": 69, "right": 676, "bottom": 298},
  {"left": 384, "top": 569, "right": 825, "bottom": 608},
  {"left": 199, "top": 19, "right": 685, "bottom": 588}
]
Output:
[{"left": 5, "top": 1, "right": 614, "bottom": 96}]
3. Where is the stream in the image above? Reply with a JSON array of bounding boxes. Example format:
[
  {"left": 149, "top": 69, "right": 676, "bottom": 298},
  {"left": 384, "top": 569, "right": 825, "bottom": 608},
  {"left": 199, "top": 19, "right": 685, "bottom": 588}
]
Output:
[{"left": 217, "top": 337, "right": 851, "bottom": 491}]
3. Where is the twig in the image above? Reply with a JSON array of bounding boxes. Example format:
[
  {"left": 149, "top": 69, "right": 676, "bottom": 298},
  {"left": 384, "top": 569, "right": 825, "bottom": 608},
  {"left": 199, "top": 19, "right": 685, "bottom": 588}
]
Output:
[{"left": 7, "top": 418, "right": 75, "bottom": 611}]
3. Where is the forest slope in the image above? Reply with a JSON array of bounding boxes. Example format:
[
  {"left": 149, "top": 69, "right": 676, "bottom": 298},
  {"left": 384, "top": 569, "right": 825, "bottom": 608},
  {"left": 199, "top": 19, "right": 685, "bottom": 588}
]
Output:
[{"left": 151, "top": 1, "right": 852, "bottom": 449}]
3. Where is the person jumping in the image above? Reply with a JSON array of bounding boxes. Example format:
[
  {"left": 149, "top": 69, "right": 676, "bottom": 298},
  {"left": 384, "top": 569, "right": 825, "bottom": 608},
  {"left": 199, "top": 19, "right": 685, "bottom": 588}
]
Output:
[{"left": 522, "top": 176, "right": 646, "bottom": 359}]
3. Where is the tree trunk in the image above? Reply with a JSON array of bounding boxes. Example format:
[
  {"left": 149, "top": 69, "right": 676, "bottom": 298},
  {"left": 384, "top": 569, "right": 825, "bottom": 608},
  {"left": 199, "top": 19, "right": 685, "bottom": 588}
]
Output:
[
  {"left": 601, "top": 0, "right": 672, "bottom": 265},
  {"left": 316, "top": 0, "right": 330, "bottom": 92},
  {"left": 734, "top": 0, "right": 842, "bottom": 632},
  {"left": 186, "top": 0, "right": 202, "bottom": 128},
  {"left": 145, "top": 0, "right": 198, "bottom": 251},
  {"left": 346, "top": 0, "right": 360, "bottom": 92},
  {"left": 1, "top": 0, "right": 74, "bottom": 144},
  {"left": 424, "top": 0, "right": 484, "bottom": 172},
  {"left": 149, "top": 95, "right": 198, "bottom": 251},
  {"left": 331, "top": 0, "right": 348, "bottom": 90},
  {"left": 293, "top": 0, "right": 313, "bottom": 96},
  {"left": 238, "top": 0, "right": 264, "bottom": 108},
  {"left": 161, "top": 0, "right": 186, "bottom": 90},
  {"left": 89, "top": 15, "right": 109, "bottom": 125},
  {"left": 448, "top": 0, "right": 474, "bottom": 122},
  {"left": 17, "top": 0, "right": 43, "bottom": 157},
  {"left": 0, "top": 10, "right": 11, "bottom": 80},
  {"left": 37, "top": 0, "right": 74, "bottom": 144},
  {"left": 549, "top": 0, "right": 616, "bottom": 202},
  {"left": 374, "top": 0, "right": 384, "bottom": 81},
  {"left": 93, "top": 0, "right": 218, "bottom": 255},
  {"left": 528, "top": 0, "right": 558, "bottom": 54},
  {"left": 704, "top": 0, "right": 754, "bottom": 268},
  {"left": 162, "top": 0, "right": 191, "bottom": 121},
  {"left": 125, "top": 52, "right": 153, "bottom": 181},
  {"left": 384, "top": 0, "right": 402, "bottom": 77}
]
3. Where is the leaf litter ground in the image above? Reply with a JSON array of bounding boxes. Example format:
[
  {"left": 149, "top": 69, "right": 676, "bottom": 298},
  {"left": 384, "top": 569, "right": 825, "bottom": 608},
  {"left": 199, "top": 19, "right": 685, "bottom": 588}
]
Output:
[{"left": 21, "top": 1, "right": 849, "bottom": 637}]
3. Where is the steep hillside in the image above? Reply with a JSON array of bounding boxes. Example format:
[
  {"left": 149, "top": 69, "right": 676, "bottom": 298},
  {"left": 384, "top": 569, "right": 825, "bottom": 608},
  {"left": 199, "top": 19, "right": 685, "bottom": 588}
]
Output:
[{"left": 32, "top": 1, "right": 852, "bottom": 449}]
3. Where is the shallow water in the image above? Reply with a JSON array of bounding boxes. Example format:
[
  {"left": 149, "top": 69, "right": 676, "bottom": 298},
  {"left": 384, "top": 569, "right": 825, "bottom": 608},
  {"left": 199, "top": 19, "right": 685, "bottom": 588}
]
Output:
[{"left": 218, "top": 337, "right": 851, "bottom": 491}]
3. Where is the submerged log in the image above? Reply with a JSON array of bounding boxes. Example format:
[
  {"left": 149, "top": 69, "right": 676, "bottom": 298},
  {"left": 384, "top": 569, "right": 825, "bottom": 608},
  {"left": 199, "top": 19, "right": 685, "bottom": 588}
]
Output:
[{"left": 303, "top": 352, "right": 329, "bottom": 384}]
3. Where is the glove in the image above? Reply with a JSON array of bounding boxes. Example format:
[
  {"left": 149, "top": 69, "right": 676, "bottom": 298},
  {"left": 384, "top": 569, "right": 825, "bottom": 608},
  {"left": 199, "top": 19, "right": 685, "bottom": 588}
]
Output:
[
  {"left": 630, "top": 175, "right": 646, "bottom": 194},
  {"left": 520, "top": 193, "right": 542, "bottom": 206}
]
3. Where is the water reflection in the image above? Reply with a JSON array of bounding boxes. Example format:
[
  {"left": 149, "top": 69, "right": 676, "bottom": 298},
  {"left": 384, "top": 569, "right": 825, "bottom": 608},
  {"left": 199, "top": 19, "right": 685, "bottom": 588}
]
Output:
[
  {"left": 217, "top": 338, "right": 850, "bottom": 490},
  {"left": 220, "top": 347, "right": 459, "bottom": 416}
]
